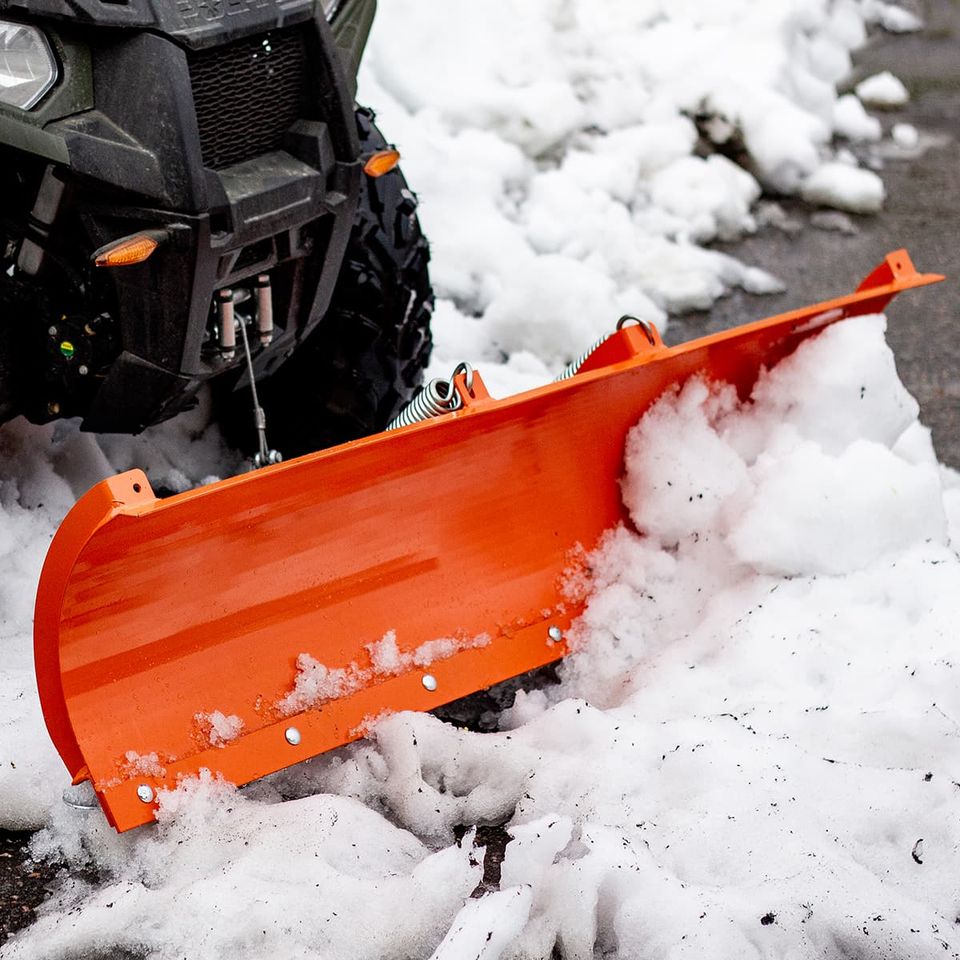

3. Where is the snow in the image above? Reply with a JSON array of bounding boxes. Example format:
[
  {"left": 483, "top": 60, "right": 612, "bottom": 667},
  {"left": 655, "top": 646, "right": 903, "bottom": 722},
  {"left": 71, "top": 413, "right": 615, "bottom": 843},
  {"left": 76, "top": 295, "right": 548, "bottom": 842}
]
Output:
[
  {"left": 810, "top": 209, "right": 859, "bottom": 234},
  {"left": 3, "top": 2, "right": 956, "bottom": 959},
  {"left": 357, "top": 0, "right": 903, "bottom": 392},
  {"left": 430, "top": 887, "right": 533, "bottom": 960},
  {"left": 856, "top": 70, "right": 911, "bottom": 107},
  {"left": 862, "top": 0, "right": 924, "bottom": 33},
  {"left": 195, "top": 711, "right": 244, "bottom": 748},
  {"left": 277, "top": 631, "right": 491, "bottom": 717},
  {"left": 120, "top": 752, "right": 167, "bottom": 778},
  {"left": 833, "top": 92, "right": 882, "bottom": 141},
  {"left": 801, "top": 161, "right": 886, "bottom": 213},
  {"left": 892, "top": 121, "right": 920, "bottom": 149}
]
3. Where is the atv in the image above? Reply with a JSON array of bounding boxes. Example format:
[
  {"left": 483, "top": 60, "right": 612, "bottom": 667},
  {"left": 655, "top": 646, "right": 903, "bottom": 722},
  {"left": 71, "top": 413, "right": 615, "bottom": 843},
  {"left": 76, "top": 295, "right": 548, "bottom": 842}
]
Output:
[{"left": 0, "top": 0, "right": 433, "bottom": 461}]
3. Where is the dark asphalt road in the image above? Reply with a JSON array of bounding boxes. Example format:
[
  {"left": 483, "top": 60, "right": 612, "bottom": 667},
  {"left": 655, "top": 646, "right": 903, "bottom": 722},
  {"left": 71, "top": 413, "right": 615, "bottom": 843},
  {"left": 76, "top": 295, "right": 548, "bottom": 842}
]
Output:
[{"left": 668, "top": 0, "right": 960, "bottom": 467}]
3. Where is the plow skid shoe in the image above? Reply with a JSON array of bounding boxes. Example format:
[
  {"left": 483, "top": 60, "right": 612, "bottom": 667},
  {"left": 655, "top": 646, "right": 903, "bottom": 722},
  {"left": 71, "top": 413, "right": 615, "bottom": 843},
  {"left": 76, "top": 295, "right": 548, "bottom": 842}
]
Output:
[{"left": 35, "top": 251, "right": 941, "bottom": 831}]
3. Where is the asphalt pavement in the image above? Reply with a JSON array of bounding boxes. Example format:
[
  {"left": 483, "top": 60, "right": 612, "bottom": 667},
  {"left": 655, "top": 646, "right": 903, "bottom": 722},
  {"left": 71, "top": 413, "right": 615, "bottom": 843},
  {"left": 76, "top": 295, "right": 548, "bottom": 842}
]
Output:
[{"left": 667, "top": 0, "right": 960, "bottom": 467}]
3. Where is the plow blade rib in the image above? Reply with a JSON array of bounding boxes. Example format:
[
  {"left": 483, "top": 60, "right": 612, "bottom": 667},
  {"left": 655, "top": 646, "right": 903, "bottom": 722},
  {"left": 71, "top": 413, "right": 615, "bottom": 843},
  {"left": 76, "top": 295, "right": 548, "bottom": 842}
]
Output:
[{"left": 34, "top": 250, "right": 941, "bottom": 830}]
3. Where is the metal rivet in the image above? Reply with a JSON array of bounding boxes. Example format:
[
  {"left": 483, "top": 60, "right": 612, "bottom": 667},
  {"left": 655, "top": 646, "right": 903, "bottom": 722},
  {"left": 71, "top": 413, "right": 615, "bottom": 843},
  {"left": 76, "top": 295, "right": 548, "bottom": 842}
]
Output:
[
  {"left": 284, "top": 726, "right": 302, "bottom": 746},
  {"left": 547, "top": 625, "right": 563, "bottom": 643},
  {"left": 136, "top": 784, "right": 154, "bottom": 804},
  {"left": 422, "top": 674, "right": 438, "bottom": 692}
]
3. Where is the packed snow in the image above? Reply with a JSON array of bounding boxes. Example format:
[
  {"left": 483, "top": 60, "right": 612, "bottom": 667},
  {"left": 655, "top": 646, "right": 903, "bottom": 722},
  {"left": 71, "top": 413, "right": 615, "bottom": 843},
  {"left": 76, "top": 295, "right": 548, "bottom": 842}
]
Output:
[{"left": 2, "top": 1, "right": 953, "bottom": 958}]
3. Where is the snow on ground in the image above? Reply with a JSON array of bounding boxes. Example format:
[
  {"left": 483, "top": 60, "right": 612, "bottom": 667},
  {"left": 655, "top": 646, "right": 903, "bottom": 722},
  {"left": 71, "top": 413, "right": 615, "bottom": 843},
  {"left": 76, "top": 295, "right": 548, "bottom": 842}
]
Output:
[
  {"left": 357, "top": 0, "right": 909, "bottom": 395},
  {"left": 856, "top": 69, "right": 911, "bottom": 107},
  {"left": 800, "top": 160, "right": 886, "bottom": 212},
  {"left": 9, "top": 316, "right": 960, "bottom": 960},
  {"left": 892, "top": 121, "right": 920, "bottom": 150},
  {"left": 3, "top": 1, "right": 955, "bottom": 958}
]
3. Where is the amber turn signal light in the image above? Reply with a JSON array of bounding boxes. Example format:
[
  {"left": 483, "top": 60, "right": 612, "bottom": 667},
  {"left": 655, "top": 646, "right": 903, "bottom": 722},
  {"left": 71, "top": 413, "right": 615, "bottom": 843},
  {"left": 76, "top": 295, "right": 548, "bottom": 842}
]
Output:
[
  {"left": 362, "top": 148, "right": 401, "bottom": 178},
  {"left": 93, "top": 231, "right": 165, "bottom": 268}
]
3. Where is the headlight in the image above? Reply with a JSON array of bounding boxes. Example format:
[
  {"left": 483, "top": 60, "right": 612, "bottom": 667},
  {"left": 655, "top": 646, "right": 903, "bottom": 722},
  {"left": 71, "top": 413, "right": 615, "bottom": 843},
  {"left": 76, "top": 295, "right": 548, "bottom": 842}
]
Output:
[{"left": 0, "top": 21, "right": 58, "bottom": 110}]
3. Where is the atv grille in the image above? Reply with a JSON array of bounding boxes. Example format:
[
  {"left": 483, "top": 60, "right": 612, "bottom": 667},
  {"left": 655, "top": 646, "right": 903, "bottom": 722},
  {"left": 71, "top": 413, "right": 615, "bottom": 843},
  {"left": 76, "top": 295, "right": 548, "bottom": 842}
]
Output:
[{"left": 188, "top": 26, "right": 313, "bottom": 170}]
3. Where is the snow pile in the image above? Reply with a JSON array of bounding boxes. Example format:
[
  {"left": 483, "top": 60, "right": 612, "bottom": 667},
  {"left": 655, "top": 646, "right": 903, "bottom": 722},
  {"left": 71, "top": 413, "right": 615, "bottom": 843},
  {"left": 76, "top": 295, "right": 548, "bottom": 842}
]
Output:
[
  {"left": 7, "top": 314, "right": 960, "bottom": 959},
  {"left": 24, "top": 774, "right": 482, "bottom": 960},
  {"left": 357, "top": 0, "right": 914, "bottom": 392}
]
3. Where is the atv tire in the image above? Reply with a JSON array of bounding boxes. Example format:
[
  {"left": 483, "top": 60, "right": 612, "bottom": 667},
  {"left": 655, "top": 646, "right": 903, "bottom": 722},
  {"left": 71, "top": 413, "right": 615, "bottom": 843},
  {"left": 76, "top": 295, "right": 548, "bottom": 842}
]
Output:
[{"left": 219, "top": 108, "right": 434, "bottom": 459}]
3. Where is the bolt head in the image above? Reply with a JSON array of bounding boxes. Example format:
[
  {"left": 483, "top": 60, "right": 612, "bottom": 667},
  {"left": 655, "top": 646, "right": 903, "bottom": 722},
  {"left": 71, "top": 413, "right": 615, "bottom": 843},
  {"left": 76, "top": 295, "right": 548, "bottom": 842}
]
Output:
[
  {"left": 547, "top": 625, "right": 563, "bottom": 643},
  {"left": 136, "top": 784, "right": 155, "bottom": 804},
  {"left": 284, "top": 726, "right": 302, "bottom": 746},
  {"left": 421, "top": 674, "right": 438, "bottom": 692}
]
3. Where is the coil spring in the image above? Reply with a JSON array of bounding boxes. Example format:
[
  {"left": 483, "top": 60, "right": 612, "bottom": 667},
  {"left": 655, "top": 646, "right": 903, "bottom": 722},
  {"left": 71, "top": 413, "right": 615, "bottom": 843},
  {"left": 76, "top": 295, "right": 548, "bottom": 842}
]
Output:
[
  {"left": 386, "top": 363, "right": 474, "bottom": 430},
  {"left": 554, "top": 315, "right": 657, "bottom": 381},
  {"left": 554, "top": 335, "right": 610, "bottom": 382}
]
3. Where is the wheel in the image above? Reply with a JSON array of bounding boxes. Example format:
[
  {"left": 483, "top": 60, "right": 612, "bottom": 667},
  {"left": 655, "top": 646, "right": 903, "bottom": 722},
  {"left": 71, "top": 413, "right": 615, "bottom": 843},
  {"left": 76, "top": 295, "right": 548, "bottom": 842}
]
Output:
[{"left": 218, "top": 108, "right": 434, "bottom": 459}]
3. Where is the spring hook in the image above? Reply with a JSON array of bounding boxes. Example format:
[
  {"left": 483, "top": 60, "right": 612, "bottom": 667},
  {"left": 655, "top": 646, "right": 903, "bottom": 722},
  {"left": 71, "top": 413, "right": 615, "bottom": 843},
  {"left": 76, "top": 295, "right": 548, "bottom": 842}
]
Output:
[
  {"left": 386, "top": 362, "right": 474, "bottom": 430},
  {"left": 617, "top": 314, "right": 657, "bottom": 344}
]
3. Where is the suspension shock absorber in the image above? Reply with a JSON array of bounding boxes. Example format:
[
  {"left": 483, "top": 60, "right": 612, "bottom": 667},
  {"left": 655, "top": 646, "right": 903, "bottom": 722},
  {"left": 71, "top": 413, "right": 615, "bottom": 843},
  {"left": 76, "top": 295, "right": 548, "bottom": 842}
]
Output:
[
  {"left": 255, "top": 274, "right": 273, "bottom": 346},
  {"left": 218, "top": 289, "right": 236, "bottom": 360}
]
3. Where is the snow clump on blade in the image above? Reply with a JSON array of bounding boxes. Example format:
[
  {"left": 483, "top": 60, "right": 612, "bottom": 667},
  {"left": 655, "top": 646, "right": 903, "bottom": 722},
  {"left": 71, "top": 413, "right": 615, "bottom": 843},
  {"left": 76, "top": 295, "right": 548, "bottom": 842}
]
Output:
[
  {"left": 194, "top": 711, "right": 245, "bottom": 748},
  {"left": 277, "top": 631, "right": 491, "bottom": 716}
]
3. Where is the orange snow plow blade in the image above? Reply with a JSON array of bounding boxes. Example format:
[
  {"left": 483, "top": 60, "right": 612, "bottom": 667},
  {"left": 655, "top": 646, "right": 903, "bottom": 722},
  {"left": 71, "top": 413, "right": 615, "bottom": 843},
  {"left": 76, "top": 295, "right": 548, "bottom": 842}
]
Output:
[{"left": 34, "top": 250, "right": 941, "bottom": 831}]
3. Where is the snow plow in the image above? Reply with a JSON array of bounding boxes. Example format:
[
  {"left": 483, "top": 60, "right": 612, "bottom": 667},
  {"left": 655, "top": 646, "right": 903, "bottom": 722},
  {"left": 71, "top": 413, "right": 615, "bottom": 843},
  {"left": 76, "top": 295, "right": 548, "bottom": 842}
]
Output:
[{"left": 34, "top": 250, "right": 941, "bottom": 832}]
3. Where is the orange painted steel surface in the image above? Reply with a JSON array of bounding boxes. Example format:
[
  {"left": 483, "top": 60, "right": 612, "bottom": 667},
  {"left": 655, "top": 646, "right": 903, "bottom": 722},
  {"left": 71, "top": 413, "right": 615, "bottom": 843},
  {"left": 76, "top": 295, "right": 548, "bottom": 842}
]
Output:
[{"left": 34, "top": 250, "right": 941, "bottom": 831}]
